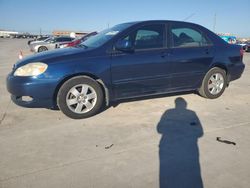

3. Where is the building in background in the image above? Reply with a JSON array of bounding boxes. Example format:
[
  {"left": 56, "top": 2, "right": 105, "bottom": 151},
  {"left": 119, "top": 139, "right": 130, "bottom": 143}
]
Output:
[
  {"left": 52, "top": 30, "right": 90, "bottom": 37},
  {"left": 0, "top": 30, "right": 18, "bottom": 38},
  {"left": 217, "top": 33, "right": 237, "bottom": 44}
]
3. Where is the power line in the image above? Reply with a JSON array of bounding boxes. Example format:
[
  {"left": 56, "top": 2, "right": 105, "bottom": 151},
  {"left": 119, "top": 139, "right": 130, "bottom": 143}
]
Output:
[
  {"left": 213, "top": 13, "right": 217, "bottom": 32},
  {"left": 183, "top": 13, "right": 195, "bottom": 21}
]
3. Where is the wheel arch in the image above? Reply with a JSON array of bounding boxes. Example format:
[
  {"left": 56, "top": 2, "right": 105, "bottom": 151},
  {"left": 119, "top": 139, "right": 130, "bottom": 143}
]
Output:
[
  {"left": 53, "top": 73, "right": 110, "bottom": 108},
  {"left": 198, "top": 63, "right": 229, "bottom": 90},
  {"left": 209, "top": 63, "right": 229, "bottom": 85},
  {"left": 210, "top": 63, "right": 228, "bottom": 74},
  {"left": 38, "top": 45, "right": 48, "bottom": 52}
]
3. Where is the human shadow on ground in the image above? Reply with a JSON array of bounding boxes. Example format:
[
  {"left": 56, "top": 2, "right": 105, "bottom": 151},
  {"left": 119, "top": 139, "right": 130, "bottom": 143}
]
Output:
[{"left": 157, "top": 97, "right": 203, "bottom": 188}]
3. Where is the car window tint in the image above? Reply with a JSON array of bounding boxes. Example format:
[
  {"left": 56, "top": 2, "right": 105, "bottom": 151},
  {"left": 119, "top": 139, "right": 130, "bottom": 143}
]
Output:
[
  {"left": 65, "top": 38, "right": 73, "bottom": 41},
  {"left": 59, "top": 38, "right": 67, "bottom": 42},
  {"left": 54, "top": 38, "right": 61, "bottom": 42},
  {"left": 134, "top": 24, "right": 164, "bottom": 50},
  {"left": 55, "top": 37, "right": 68, "bottom": 42},
  {"left": 37, "top": 37, "right": 47, "bottom": 40},
  {"left": 171, "top": 26, "right": 210, "bottom": 48}
]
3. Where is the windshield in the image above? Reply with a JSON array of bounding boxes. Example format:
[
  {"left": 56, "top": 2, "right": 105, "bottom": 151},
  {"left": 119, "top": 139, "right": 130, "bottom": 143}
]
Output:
[
  {"left": 44, "top": 37, "right": 53, "bottom": 42},
  {"left": 79, "top": 23, "right": 133, "bottom": 48},
  {"left": 37, "top": 36, "right": 48, "bottom": 41}
]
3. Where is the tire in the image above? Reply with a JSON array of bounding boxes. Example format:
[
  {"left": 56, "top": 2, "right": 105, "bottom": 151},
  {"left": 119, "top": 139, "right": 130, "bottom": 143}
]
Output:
[
  {"left": 38, "top": 46, "right": 48, "bottom": 52},
  {"left": 57, "top": 76, "right": 104, "bottom": 119},
  {"left": 198, "top": 67, "right": 226, "bottom": 99},
  {"left": 245, "top": 46, "right": 249, "bottom": 52}
]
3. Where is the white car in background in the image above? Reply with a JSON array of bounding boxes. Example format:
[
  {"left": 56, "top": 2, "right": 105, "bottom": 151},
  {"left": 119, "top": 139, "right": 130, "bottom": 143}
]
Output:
[
  {"left": 28, "top": 36, "right": 50, "bottom": 45},
  {"left": 29, "top": 36, "right": 74, "bottom": 53}
]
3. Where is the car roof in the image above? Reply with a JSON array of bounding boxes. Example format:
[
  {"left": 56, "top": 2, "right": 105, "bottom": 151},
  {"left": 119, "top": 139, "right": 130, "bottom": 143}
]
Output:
[
  {"left": 113, "top": 20, "right": 225, "bottom": 46},
  {"left": 55, "top": 36, "right": 73, "bottom": 38},
  {"left": 122, "top": 20, "right": 201, "bottom": 26}
]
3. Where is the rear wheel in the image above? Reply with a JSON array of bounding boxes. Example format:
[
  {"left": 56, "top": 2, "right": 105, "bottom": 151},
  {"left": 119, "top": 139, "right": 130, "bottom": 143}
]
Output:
[
  {"left": 38, "top": 46, "right": 48, "bottom": 52},
  {"left": 198, "top": 67, "right": 226, "bottom": 99},
  {"left": 57, "top": 76, "right": 104, "bottom": 119}
]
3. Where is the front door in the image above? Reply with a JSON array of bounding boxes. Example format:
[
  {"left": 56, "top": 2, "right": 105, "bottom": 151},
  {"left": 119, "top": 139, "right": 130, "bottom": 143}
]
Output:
[{"left": 111, "top": 24, "right": 172, "bottom": 99}]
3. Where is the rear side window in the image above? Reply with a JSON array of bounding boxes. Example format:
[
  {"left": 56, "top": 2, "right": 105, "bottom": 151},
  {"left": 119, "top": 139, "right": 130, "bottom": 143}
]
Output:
[
  {"left": 55, "top": 38, "right": 62, "bottom": 42},
  {"left": 63, "top": 37, "right": 73, "bottom": 41},
  {"left": 56, "top": 37, "right": 72, "bottom": 42},
  {"left": 170, "top": 25, "right": 211, "bottom": 48}
]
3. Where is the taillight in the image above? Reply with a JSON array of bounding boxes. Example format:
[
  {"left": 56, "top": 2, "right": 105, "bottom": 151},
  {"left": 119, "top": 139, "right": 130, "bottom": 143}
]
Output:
[{"left": 240, "top": 47, "right": 244, "bottom": 61}]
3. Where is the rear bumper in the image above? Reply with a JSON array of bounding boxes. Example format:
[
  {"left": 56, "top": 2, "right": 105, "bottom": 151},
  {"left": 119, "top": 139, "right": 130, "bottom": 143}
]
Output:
[
  {"left": 227, "top": 63, "right": 245, "bottom": 82},
  {"left": 6, "top": 74, "right": 58, "bottom": 108}
]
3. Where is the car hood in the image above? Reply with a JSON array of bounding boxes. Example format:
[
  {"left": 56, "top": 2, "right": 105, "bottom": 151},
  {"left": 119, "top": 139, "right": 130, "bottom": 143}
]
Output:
[
  {"left": 30, "top": 40, "right": 44, "bottom": 45},
  {"left": 15, "top": 47, "right": 92, "bottom": 68},
  {"left": 30, "top": 41, "right": 49, "bottom": 46}
]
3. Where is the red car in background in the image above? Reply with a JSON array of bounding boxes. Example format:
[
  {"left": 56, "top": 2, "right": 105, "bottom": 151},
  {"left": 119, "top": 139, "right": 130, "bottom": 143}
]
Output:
[{"left": 59, "top": 32, "right": 97, "bottom": 48}]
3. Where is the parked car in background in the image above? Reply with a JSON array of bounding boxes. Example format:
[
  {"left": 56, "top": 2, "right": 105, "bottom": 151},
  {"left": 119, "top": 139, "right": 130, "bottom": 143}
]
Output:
[
  {"left": 28, "top": 36, "right": 50, "bottom": 45},
  {"left": 59, "top": 32, "right": 98, "bottom": 48},
  {"left": 7, "top": 20, "right": 245, "bottom": 119},
  {"left": 237, "top": 41, "right": 250, "bottom": 52},
  {"left": 219, "top": 35, "right": 237, "bottom": 44},
  {"left": 244, "top": 41, "right": 250, "bottom": 52},
  {"left": 12, "top": 34, "right": 38, "bottom": 39},
  {"left": 236, "top": 40, "right": 247, "bottom": 50},
  {"left": 29, "top": 36, "right": 74, "bottom": 52}
]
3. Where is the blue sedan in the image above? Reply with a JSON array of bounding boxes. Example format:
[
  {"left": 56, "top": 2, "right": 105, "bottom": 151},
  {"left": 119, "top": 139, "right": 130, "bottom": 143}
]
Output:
[{"left": 6, "top": 20, "right": 245, "bottom": 119}]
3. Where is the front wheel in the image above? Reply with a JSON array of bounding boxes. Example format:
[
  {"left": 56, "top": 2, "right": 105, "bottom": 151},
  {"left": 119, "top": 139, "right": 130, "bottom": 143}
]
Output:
[
  {"left": 245, "top": 46, "right": 249, "bottom": 52},
  {"left": 57, "top": 76, "right": 104, "bottom": 119},
  {"left": 38, "top": 46, "right": 48, "bottom": 52},
  {"left": 198, "top": 67, "right": 227, "bottom": 99}
]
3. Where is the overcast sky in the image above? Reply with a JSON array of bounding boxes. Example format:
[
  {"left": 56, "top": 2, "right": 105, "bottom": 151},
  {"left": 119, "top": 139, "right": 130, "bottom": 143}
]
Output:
[{"left": 0, "top": 0, "right": 249, "bottom": 37}]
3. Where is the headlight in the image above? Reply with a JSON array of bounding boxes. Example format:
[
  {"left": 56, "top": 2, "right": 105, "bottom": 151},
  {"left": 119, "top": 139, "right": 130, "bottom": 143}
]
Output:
[
  {"left": 14, "top": 62, "right": 48, "bottom": 76},
  {"left": 60, "top": 44, "right": 67, "bottom": 48}
]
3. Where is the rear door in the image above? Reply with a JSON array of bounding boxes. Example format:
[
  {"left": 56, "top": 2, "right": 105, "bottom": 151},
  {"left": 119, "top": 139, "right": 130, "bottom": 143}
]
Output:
[
  {"left": 111, "top": 23, "right": 172, "bottom": 99},
  {"left": 168, "top": 23, "right": 215, "bottom": 90}
]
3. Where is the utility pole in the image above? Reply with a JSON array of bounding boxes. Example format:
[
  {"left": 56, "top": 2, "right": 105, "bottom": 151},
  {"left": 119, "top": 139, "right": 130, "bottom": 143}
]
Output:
[
  {"left": 39, "top": 28, "right": 42, "bottom": 36},
  {"left": 213, "top": 13, "right": 217, "bottom": 32}
]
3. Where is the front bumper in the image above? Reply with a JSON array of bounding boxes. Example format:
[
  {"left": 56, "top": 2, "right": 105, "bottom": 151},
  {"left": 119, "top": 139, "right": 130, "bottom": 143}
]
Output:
[{"left": 6, "top": 74, "right": 58, "bottom": 108}]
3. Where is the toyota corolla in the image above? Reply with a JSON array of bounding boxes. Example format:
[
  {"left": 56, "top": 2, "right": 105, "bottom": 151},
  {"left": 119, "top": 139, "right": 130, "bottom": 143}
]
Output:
[{"left": 6, "top": 20, "right": 245, "bottom": 119}]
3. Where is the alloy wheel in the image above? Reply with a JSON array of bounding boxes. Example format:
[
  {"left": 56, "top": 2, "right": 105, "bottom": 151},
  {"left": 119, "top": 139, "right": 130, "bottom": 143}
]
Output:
[
  {"left": 66, "top": 84, "right": 97, "bottom": 114},
  {"left": 208, "top": 73, "right": 224, "bottom": 95}
]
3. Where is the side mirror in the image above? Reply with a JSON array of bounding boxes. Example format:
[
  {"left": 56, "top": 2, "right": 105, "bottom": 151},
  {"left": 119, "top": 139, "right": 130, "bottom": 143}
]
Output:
[{"left": 115, "top": 39, "right": 134, "bottom": 53}]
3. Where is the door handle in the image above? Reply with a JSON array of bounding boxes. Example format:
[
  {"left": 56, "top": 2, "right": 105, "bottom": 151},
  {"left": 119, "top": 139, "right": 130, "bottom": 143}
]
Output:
[
  {"left": 161, "top": 51, "right": 168, "bottom": 58},
  {"left": 205, "top": 48, "right": 210, "bottom": 54}
]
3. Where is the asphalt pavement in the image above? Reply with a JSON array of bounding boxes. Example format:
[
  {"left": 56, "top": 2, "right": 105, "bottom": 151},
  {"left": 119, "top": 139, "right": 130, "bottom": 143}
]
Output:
[{"left": 0, "top": 39, "right": 250, "bottom": 188}]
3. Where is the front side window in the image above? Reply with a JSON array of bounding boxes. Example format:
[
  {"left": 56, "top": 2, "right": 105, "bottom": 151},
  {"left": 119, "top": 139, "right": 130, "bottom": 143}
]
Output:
[
  {"left": 134, "top": 24, "right": 164, "bottom": 50},
  {"left": 171, "top": 26, "right": 211, "bottom": 48},
  {"left": 116, "top": 24, "right": 165, "bottom": 50}
]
